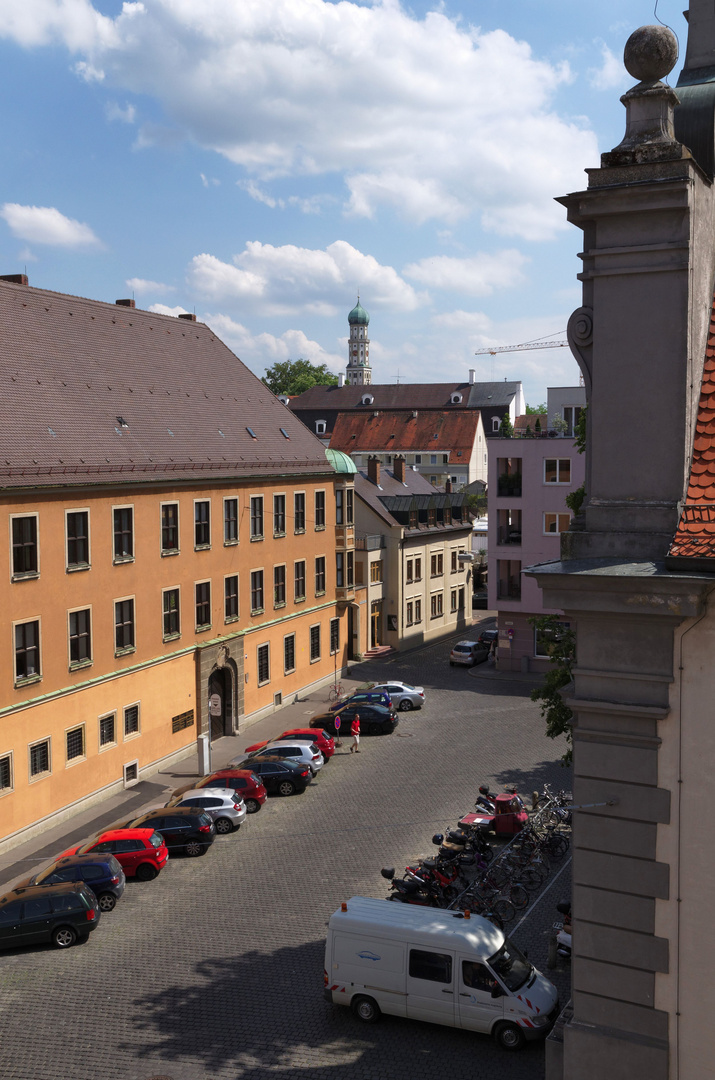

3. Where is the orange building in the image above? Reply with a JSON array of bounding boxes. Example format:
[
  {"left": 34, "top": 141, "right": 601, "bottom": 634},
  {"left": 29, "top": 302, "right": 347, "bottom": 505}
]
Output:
[{"left": 0, "top": 278, "right": 355, "bottom": 849}]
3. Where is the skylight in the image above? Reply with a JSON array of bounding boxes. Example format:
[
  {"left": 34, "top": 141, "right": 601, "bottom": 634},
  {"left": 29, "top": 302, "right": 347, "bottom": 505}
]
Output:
[{"left": 246, "top": 427, "right": 257, "bottom": 439}]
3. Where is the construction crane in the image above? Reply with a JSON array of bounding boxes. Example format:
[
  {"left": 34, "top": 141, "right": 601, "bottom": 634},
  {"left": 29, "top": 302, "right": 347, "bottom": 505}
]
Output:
[{"left": 474, "top": 339, "right": 568, "bottom": 356}]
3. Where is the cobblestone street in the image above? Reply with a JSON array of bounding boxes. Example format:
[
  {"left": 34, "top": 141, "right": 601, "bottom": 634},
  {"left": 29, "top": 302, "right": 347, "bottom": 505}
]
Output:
[{"left": 0, "top": 624, "right": 572, "bottom": 1080}]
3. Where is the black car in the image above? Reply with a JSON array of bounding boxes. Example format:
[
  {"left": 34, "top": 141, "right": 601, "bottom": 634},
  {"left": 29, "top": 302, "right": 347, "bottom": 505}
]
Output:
[
  {"left": 0, "top": 882, "right": 100, "bottom": 950},
  {"left": 477, "top": 629, "right": 498, "bottom": 646},
  {"left": 312, "top": 703, "right": 398, "bottom": 737},
  {"left": 245, "top": 756, "right": 311, "bottom": 796},
  {"left": 107, "top": 807, "right": 216, "bottom": 857},
  {"left": 13, "top": 854, "right": 126, "bottom": 912}
]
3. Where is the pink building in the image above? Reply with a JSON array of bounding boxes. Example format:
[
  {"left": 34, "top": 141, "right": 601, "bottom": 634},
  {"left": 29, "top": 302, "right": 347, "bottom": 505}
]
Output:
[{"left": 487, "top": 386, "right": 585, "bottom": 672}]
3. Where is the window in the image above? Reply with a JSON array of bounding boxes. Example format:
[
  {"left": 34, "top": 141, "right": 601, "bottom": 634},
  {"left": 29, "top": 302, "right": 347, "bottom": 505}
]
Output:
[
  {"left": 406, "top": 559, "right": 413, "bottom": 583},
  {"left": 346, "top": 488, "right": 354, "bottom": 525},
  {"left": 250, "top": 496, "right": 264, "bottom": 539},
  {"left": 370, "top": 560, "right": 383, "bottom": 583},
  {"left": 430, "top": 553, "right": 443, "bottom": 577},
  {"left": 99, "top": 713, "right": 116, "bottom": 748},
  {"left": 161, "top": 503, "right": 179, "bottom": 553},
  {"left": 0, "top": 754, "right": 12, "bottom": 792},
  {"left": 194, "top": 500, "right": 210, "bottom": 548},
  {"left": 315, "top": 490, "right": 326, "bottom": 529},
  {"left": 11, "top": 515, "right": 38, "bottom": 576},
  {"left": 563, "top": 405, "right": 583, "bottom": 436},
  {"left": 428, "top": 507, "right": 436, "bottom": 527},
  {"left": 274, "top": 564, "right": 286, "bottom": 607},
  {"left": 336, "top": 552, "right": 344, "bottom": 587},
  {"left": 492, "top": 416, "right": 500, "bottom": 433},
  {"left": 66, "top": 726, "right": 84, "bottom": 762},
  {"left": 66, "top": 511, "right": 89, "bottom": 568},
  {"left": 409, "top": 949, "right": 452, "bottom": 984},
  {"left": 273, "top": 494, "right": 286, "bottom": 536},
  {"left": 444, "top": 506, "right": 452, "bottom": 526},
  {"left": 257, "top": 643, "right": 270, "bottom": 686},
  {"left": 113, "top": 507, "right": 133, "bottom": 561},
  {"left": 69, "top": 609, "right": 91, "bottom": 665},
  {"left": 544, "top": 458, "right": 571, "bottom": 484},
  {"left": 330, "top": 618, "right": 340, "bottom": 655},
  {"left": 347, "top": 551, "right": 354, "bottom": 587},
  {"left": 315, "top": 420, "right": 327, "bottom": 436},
  {"left": 534, "top": 620, "right": 570, "bottom": 659},
  {"left": 451, "top": 589, "right": 458, "bottom": 612},
  {"left": 463, "top": 960, "right": 500, "bottom": 993},
  {"left": 163, "top": 589, "right": 180, "bottom": 638},
  {"left": 430, "top": 593, "right": 443, "bottom": 618},
  {"left": 355, "top": 560, "right": 364, "bottom": 584},
  {"left": 194, "top": 582, "right": 210, "bottom": 629},
  {"left": 415, "top": 454, "right": 422, "bottom": 464},
  {"left": 336, "top": 488, "right": 344, "bottom": 525},
  {"left": 294, "top": 560, "right": 306, "bottom": 601},
  {"left": 415, "top": 598, "right": 422, "bottom": 623},
  {"left": 294, "top": 492, "right": 306, "bottom": 533},
  {"left": 284, "top": 634, "right": 296, "bottom": 674},
  {"left": 451, "top": 550, "right": 458, "bottom": 573},
  {"left": 115, "top": 599, "right": 135, "bottom": 652},
  {"left": 414, "top": 557, "right": 422, "bottom": 581},
  {"left": 250, "top": 570, "right": 264, "bottom": 613},
  {"left": 543, "top": 512, "right": 571, "bottom": 534},
  {"left": 29, "top": 739, "right": 50, "bottom": 779},
  {"left": 497, "top": 559, "right": 522, "bottom": 601},
  {"left": 124, "top": 704, "right": 140, "bottom": 737},
  {"left": 409, "top": 508, "right": 418, "bottom": 529},
  {"left": 224, "top": 498, "right": 238, "bottom": 544},
  {"left": 442, "top": 454, "right": 449, "bottom": 465},
  {"left": 430, "top": 454, "right": 437, "bottom": 465},
  {"left": 406, "top": 601, "right": 413, "bottom": 626},
  {"left": 15, "top": 619, "right": 40, "bottom": 680},
  {"left": 225, "top": 575, "right": 239, "bottom": 621},
  {"left": 315, "top": 556, "right": 326, "bottom": 595},
  {"left": 310, "top": 624, "right": 321, "bottom": 662}
]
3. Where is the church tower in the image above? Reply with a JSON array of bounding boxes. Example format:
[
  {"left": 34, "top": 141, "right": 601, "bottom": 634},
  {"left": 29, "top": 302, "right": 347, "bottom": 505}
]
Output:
[{"left": 346, "top": 298, "right": 371, "bottom": 385}]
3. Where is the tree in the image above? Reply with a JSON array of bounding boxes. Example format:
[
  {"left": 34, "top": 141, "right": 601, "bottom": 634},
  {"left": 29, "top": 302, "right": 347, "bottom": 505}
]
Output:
[
  {"left": 263, "top": 359, "right": 338, "bottom": 396},
  {"left": 529, "top": 615, "right": 575, "bottom": 765},
  {"left": 526, "top": 402, "right": 547, "bottom": 415},
  {"left": 498, "top": 414, "right": 514, "bottom": 438},
  {"left": 464, "top": 492, "right": 487, "bottom": 518}
]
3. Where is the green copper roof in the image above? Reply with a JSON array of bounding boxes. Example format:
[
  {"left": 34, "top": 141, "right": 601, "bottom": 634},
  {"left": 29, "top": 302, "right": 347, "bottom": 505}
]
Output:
[
  {"left": 325, "top": 447, "right": 358, "bottom": 475},
  {"left": 348, "top": 300, "right": 369, "bottom": 325}
]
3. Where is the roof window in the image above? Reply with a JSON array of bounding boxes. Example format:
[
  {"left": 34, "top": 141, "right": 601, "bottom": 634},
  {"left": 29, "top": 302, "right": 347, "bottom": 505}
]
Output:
[
  {"left": 362, "top": 394, "right": 374, "bottom": 405},
  {"left": 116, "top": 416, "right": 128, "bottom": 429},
  {"left": 451, "top": 393, "right": 463, "bottom": 404},
  {"left": 246, "top": 427, "right": 257, "bottom": 439},
  {"left": 280, "top": 427, "right": 291, "bottom": 439}
]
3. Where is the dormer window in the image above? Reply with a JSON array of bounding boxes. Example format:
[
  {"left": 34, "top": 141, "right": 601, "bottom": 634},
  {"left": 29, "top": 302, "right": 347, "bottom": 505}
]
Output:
[
  {"left": 315, "top": 420, "right": 327, "bottom": 436},
  {"left": 362, "top": 394, "right": 374, "bottom": 405},
  {"left": 492, "top": 416, "right": 500, "bottom": 432},
  {"left": 450, "top": 393, "right": 462, "bottom": 404}
]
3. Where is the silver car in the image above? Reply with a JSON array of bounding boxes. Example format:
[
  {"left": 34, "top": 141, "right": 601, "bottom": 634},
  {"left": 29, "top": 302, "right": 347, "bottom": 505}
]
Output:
[
  {"left": 449, "top": 640, "right": 488, "bottom": 667},
  {"left": 369, "top": 681, "right": 425, "bottom": 711},
  {"left": 231, "top": 742, "right": 324, "bottom": 776},
  {"left": 173, "top": 788, "right": 246, "bottom": 834}
]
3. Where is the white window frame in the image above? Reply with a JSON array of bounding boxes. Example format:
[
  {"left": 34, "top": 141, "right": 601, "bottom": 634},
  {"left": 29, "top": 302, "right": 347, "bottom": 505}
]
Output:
[
  {"left": 13, "top": 614, "right": 42, "bottom": 686},
  {"left": 113, "top": 595, "right": 136, "bottom": 656},
  {"left": 65, "top": 507, "right": 91, "bottom": 572},
  {"left": 65, "top": 722, "right": 86, "bottom": 767},
  {"left": 283, "top": 632, "right": 296, "bottom": 675},
  {"left": 98, "top": 711, "right": 117, "bottom": 753},
  {"left": 123, "top": 701, "right": 141, "bottom": 741},
  {"left": 111, "top": 503, "right": 135, "bottom": 564},
  {"left": 160, "top": 500, "right": 181, "bottom": 557},
  {"left": 250, "top": 494, "right": 264, "bottom": 541},
  {"left": 250, "top": 567, "right": 265, "bottom": 615},
  {"left": 330, "top": 617, "right": 340, "bottom": 655},
  {"left": 543, "top": 458, "right": 572, "bottom": 485},
  {"left": 491, "top": 417, "right": 500, "bottom": 432},
  {"left": 162, "top": 585, "right": 181, "bottom": 641},
  {"left": 223, "top": 496, "right": 239, "bottom": 547},
  {"left": 314, "top": 488, "right": 326, "bottom": 531},
  {"left": 257, "top": 642, "right": 270, "bottom": 687},
  {"left": 224, "top": 573, "right": 239, "bottom": 624},
  {"left": 543, "top": 512, "right": 572, "bottom": 535},
  {"left": 293, "top": 490, "right": 307, "bottom": 535},
  {"left": 28, "top": 736, "right": 51, "bottom": 783},
  {"left": 9, "top": 511, "right": 40, "bottom": 581},
  {"left": 194, "top": 578, "right": 212, "bottom": 632},
  {"left": 315, "top": 420, "right": 327, "bottom": 436},
  {"left": 0, "top": 750, "right": 14, "bottom": 797},
  {"left": 67, "top": 604, "right": 93, "bottom": 670},
  {"left": 193, "top": 498, "right": 212, "bottom": 551},
  {"left": 273, "top": 492, "right": 287, "bottom": 538},
  {"left": 309, "top": 622, "right": 321, "bottom": 664}
]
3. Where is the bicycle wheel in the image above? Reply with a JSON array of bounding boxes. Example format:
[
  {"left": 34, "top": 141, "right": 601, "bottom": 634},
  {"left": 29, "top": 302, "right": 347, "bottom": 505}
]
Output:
[
  {"left": 540, "top": 808, "right": 563, "bottom": 828},
  {"left": 484, "top": 865, "right": 510, "bottom": 890},
  {"left": 544, "top": 834, "right": 569, "bottom": 859},
  {"left": 506, "top": 884, "right": 529, "bottom": 910},
  {"left": 512, "top": 867, "right": 542, "bottom": 892},
  {"left": 492, "top": 898, "right": 516, "bottom": 923}
]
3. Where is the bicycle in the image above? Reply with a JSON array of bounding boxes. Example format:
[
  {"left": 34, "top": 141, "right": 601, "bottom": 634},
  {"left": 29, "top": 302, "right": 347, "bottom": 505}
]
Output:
[{"left": 327, "top": 682, "right": 344, "bottom": 702}]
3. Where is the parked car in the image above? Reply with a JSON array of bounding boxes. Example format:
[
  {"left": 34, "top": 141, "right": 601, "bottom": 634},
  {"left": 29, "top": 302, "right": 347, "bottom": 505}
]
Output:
[
  {"left": 170, "top": 789, "right": 246, "bottom": 833},
  {"left": 368, "top": 682, "right": 425, "bottom": 711},
  {"left": 0, "top": 882, "right": 100, "bottom": 950},
  {"left": 478, "top": 629, "right": 498, "bottom": 646},
  {"left": 167, "top": 770, "right": 267, "bottom": 814},
  {"left": 311, "top": 703, "right": 398, "bottom": 737},
  {"left": 13, "top": 854, "right": 125, "bottom": 912},
  {"left": 242, "top": 756, "right": 312, "bottom": 797},
  {"left": 231, "top": 742, "right": 324, "bottom": 776},
  {"left": 328, "top": 688, "right": 393, "bottom": 713},
  {"left": 106, "top": 807, "right": 216, "bottom": 857},
  {"left": 450, "top": 640, "right": 489, "bottom": 667},
  {"left": 59, "top": 829, "right": 169, "bottom": 881},
  {"left": 243, "top": 728, "right": 336, "bottom": 761}
]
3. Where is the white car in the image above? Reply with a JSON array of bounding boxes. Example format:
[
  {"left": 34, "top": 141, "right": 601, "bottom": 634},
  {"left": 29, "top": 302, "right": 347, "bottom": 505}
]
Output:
[
  {"left": 369, "top": 681, "right": 425, "bottom": 711},
  {"left": 231, "top": 741, "right": 325, "bottom": 776},
  {"left": 173, "top": 788, "right": 247, "bottom": 833}
]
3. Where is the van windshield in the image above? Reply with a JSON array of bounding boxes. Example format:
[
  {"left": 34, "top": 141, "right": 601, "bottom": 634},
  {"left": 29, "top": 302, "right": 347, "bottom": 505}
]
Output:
[{"left": 488, "top": 941, "right": 531, "bottom": 992}]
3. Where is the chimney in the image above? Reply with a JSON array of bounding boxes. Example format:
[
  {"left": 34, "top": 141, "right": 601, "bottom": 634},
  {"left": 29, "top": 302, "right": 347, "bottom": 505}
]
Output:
[
  {"left": 178, "top": 312, "right": 197, "bottom": 321},
  {"left": 469, "top": 369, "right": 476, "bottom": 385},
  {"left": 338, "top": 373, "right": 345, "bottom": 387},
  {"left": 445, "top": 479, "right": 452, "bottom": 493},
  {"left": 393, "top": 455, "right": 406, "bottom": 482},
  {"left": 367, "top": 455, "right": 381, "bottom": 485},
  {"left": 115, "top": 298, "right": 135, "bottom": 308},
  {"left": 0, "top": 274, "right": 28, "bottom": 285}
]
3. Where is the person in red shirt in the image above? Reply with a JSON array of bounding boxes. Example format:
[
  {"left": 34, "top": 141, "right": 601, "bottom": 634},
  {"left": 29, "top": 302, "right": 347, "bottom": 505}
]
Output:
[{"left": 350, "top": 713, "right": 361, "bottom": 754}]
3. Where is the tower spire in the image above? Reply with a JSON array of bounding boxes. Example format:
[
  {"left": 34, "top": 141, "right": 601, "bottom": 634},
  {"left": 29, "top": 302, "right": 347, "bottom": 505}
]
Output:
[{"left": 345, "top": 297, "right": 371, "bottom": 386}]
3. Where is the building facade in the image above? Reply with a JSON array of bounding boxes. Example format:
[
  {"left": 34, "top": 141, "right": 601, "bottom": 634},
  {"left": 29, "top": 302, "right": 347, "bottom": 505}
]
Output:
[{"left": 0, "top": 279, "right": 354, "bottom": 850}]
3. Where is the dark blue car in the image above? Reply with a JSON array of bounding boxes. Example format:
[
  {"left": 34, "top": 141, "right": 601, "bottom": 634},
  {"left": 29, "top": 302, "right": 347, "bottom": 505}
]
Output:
[
  {"left": 14, "top": 853, "right": 126, "bottom": 912},
  {"left": 328, "top": 690, "right": 392, "bottom": 713}
]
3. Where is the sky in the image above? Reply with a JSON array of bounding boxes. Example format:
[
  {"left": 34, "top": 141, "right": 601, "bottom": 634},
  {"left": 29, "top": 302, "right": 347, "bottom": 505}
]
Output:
[{"left": 0, "top": 0, "right": 692, "bottom": 407}]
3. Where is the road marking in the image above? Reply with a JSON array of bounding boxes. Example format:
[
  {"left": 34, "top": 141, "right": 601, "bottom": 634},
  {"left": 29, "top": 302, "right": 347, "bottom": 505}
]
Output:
[{"left": 510, "top": 855, "right": 572, "bottom": 935}]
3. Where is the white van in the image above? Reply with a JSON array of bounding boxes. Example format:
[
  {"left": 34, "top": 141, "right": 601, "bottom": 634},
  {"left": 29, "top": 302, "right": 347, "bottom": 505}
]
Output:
[{"left": 324, "top": 896, "right": 559, "bottom": 1050}]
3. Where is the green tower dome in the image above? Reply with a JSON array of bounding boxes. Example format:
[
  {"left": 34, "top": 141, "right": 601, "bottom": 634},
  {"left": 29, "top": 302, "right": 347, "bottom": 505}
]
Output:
[{"left": 348, "top": 299, "right": 369, "bottom": 326}]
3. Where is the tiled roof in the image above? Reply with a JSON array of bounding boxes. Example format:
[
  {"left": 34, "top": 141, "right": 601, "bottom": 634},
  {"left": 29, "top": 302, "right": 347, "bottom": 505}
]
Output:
[
  {"left": 289, "top": 381, "right": 519, "bottom": 411},
  {"left": 669, "top": 296, "right": 715, "bottom": 562},
  {"left": 514, "top": 413, "right": 546, "bottom": 433},
  {"left": 329, "top": 409, "right": 480, "bottom": 463},
  {"left": 354, "top": 466, "right": 436, "bottom": 526},
  {"left": 0, "top": 281, "right": 332, "bottom": 490}
]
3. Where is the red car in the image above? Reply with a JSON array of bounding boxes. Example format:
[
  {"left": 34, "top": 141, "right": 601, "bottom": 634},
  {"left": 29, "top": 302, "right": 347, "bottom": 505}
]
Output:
[
  {"left": 167, "top": 769, "right": 267, "bottom": 814},
  {"left": 58, "top": 829, "right": 169, "bottom": 881},
  {"left": 244, "top": 727, "right": 336, "bottom": 761}
]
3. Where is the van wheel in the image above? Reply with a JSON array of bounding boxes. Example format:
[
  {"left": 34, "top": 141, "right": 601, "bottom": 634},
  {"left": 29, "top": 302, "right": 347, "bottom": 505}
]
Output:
[
  {"left": 494, "top": 1022, "right": 525, "bottom": 1051},
  {"left": 352, "top": 996, "right": 381, "bottom": 1024}
]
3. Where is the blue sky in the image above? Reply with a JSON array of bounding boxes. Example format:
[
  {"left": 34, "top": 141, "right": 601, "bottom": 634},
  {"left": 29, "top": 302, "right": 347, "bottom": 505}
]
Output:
[{"left": 0, "top": 0, "right": 690, "bottom": 406}]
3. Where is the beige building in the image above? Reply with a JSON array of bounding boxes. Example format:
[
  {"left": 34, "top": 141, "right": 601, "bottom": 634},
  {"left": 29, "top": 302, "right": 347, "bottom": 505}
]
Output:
[{"left": 349, "top": 456, "right": 473, "bottom": 657}]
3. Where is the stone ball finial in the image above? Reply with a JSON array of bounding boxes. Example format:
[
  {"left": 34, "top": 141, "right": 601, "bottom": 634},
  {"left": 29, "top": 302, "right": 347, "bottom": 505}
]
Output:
[{"left": 623, "top": 25, "right": 678, "bottom": 83}]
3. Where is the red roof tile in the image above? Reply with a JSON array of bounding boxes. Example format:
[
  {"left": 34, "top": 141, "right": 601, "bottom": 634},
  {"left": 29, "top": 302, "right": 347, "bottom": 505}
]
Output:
[{"left": 329, "top": 409, "right": 481, "bottom": 461}]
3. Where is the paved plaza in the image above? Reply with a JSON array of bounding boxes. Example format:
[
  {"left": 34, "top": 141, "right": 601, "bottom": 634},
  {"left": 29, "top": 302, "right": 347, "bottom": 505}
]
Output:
[{"left": 0, "top": 620, "right": 572, "bottom": 1080}]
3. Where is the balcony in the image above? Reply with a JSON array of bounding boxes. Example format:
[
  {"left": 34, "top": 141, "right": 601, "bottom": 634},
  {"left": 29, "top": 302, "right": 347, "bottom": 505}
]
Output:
[
  {"left": 497, "top": 579, "right": 521, "bottom": 601},
  {"left": 355, "top": 534, "right": 386, "bottom": 550},
  {"left": 497, "top": 527, "right": 522, "bottom": 546},
  {"left": 497, "top": 476, "right": 522, "bottom": 498}
]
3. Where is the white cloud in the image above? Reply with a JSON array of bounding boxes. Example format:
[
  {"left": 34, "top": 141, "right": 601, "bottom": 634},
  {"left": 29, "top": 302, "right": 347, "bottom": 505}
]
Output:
[
  {"left": 0, "top": 203, "right": 102, "bottom": 248},
  {"left": 0, "top": 0, "right": 598, "bottom": 239},
  {"left": 589, "top": 43, "right": 628, "bottom": 91},
  {"left": 17, "top": 246, "right": 38, "bottom": 263},
  {"left": 203, "top": 313, "right": 343, "bottom": 374},
  {"left": 126, "top": 277, "right": 174, "bottom": 293},
  {"left": 404, "top": 251, "right": 528, "bottom": 297},
  {"left": 189, "top": 240, "right": 419, "bottom": 315},
  {"left": 106, "top": 100, "right": 135, "bottom": 123},
  {"left": 200, "top": 173, "right": 221, "bottom": 187},
  {"left": 430, "top": 309, "right": 492, "bottom": 332},
  {"left": 148, "top": 303, "right": 188, "bottom": 317}
]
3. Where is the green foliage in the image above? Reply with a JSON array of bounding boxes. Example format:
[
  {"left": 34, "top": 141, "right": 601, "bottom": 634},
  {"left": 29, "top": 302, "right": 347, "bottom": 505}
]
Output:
[
  {"left": 534, "top": 417, "right": 541, "bottom": 433},
  {"left": 550, "top": 413, "right": 569, "bottom": 435},
  {"left": 566, "top": 483, "right": 585, "bottom": 516},
  {"left": 498, "top": 414, "right": 514, "bottom": 438},
  {"left": 525, "top": 402, "right": 546, "bottom": 415},
  {"left": 263, "top": 358, "right": 338, "bottom": 396},
  {"left": 464, "top": 492, "right": 487, "bottom": 518},
  {"left": 525, "top": 424, "right": 533, "bottom": 437},
  {"left": 574, "top": 405, "right": 587, "bottom": 455},
  {"left": 529, "top": 615, "right": 575, "bottom": 765}
]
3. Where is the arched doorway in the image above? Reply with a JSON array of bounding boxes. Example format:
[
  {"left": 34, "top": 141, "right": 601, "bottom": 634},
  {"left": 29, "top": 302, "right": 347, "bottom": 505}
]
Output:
[{"left": 208, "top": 666, "right": 233, "bottom": 740}]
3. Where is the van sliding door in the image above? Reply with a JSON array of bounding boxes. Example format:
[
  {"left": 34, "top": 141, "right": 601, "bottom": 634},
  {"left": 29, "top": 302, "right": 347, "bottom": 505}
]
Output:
[{"left": 405, "top": 947, "right": 456, "bottom": 1027}]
